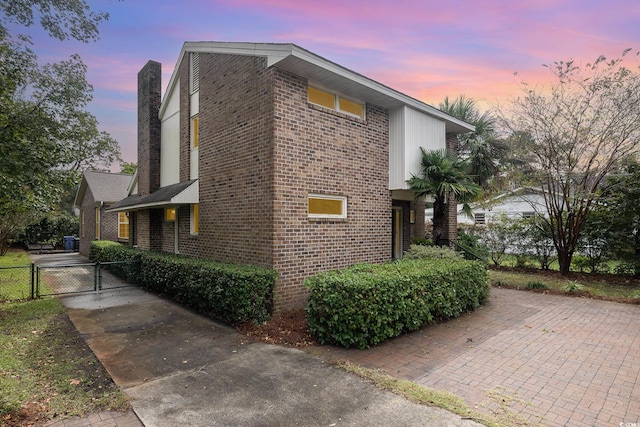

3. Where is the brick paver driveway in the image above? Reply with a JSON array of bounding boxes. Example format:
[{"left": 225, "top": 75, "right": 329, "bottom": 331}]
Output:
[{"left": 315, "top": 287, "right": 640, "bottom": 427}]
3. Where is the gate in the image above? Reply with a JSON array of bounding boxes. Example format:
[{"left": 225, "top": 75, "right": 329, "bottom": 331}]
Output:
[{"left": 36, "top": 261, "right": 139, "bottom": 297}]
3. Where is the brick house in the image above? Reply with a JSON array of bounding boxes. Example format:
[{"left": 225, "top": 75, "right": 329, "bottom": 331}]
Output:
[
  {"left": 108, "top": 42, "right": 473, "bottom": 310},
  {"left": 74, "top": 170, "right": 133, "bottom": 256}
]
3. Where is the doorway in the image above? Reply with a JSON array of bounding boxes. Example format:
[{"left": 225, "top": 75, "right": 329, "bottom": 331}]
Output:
[{"left": 392, "top": 207, "right": 403, "bottom": 259}]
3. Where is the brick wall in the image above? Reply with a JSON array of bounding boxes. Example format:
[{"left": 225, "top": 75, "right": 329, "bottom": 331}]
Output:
[
  {"left": 135, "top": 60, "right": 162, "bottom": 251},
  {"left": 177, "top": 53, "right": 275, "bottom": 268},
  {"left": 271, "top": 69, "right": 391, "bottom": 310},
  {"left": 444, "top": 133, "right": 459, "bottom": 243}
]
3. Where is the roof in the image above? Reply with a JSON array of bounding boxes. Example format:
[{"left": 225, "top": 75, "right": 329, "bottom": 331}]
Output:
[
  {"left": 74, "top": 170, "right": 133, "bottom": 207},
  {"left": 106, "top": 180, "right": 199, "bottom": 212},
  {"left": 160, "top": 42, "right": 475, "bottom": 135}
]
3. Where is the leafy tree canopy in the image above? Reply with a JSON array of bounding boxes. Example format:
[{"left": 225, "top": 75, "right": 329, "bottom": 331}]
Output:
[
  {"left": 498, "top": 49, "right": 640, "bottom": 274},
  {"left": 0, "top": 0, "right": 120, "bottom": 254}
]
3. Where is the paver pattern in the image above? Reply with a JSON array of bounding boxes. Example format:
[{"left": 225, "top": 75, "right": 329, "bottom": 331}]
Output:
[
  {"left": 316, "top": 287, "right": 640, "bottom": 427},
  {"left": 42, "top": 410, "right": 142, "bottom": 427}
]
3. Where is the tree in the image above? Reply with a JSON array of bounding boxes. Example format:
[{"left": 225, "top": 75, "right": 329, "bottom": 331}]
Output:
[
  {"left": 120, "top": 162, "right": 137, "bottom": 175},
  {"left": 439, "top": 95, "right": 509, "bottom": 190},
  {"left": 498, "top": 50, "right": 640, "bottom": 274},
  {"left": 408, "top": 148, "right": 482, "bottom": 244},
  {"left": 584, "top": 159, "right": 640, "bottom": 276},
  {"left": 0, "top": 1, "right": 120, "bottom": 254}
]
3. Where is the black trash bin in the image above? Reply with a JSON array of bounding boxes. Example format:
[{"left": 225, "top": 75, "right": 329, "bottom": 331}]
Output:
[
  {"left": 73, "top": 237, "right": 80, "bottom": 252},
  {"left": 63, "top": 236, "right": 74, "bottom": 252}
]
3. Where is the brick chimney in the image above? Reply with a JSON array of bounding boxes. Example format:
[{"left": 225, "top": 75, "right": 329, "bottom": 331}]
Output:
[{"left": 137, "top": 60, "right": 162, "bottom": 196}]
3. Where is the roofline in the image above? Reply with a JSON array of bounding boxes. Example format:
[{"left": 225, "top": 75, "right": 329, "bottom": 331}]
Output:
[{"left": 158, "top": 42, "right": 474, "bottom": 133}]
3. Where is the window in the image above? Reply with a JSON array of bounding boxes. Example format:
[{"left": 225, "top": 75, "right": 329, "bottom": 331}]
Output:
[
  {"left": 80, "top": 210, "right": 85, "bottom": 238},
  {"left": 474, "top": 213, "right": 486, "bottom": 225},
  {"left": 308, "top": 194, "right": 347, "bottom": 219},
  {"left": 308, "top": 85, "right": 364, "bottom": 119},
  {"left": 118, "top": 212, "right": 130, "bottom": 240},
  {"left": 522, "top": 211, "right": 536, "bottom": 219},
  {"left": 191, "top": 115, "right": 199, "bottom": 148},
  {"left": 95, "top": 208, "right": 101, "bottom": 239},
  {"left": 191, "top": 204, "right": 199, "bottom": 235},
  {"left": 165, "top": 207, "right": 176, "bottom": 222}
]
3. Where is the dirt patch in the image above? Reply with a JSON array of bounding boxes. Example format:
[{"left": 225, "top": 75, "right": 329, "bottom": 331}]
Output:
[{"left": 237, "top": 309, "right": 317, "bottom": 347}]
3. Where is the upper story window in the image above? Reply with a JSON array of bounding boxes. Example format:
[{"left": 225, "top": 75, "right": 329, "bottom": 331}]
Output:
[
  {"left": 191, "top": 115, "right": 199, "bottom": 149},
  {"left": 308, "top": 85, "right": 364, "bottom": 119}
]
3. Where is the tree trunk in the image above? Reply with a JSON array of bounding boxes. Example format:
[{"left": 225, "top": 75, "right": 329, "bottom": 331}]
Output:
[
  {"left": 432, "top": 195, "right": 446, "bottom": 246},
  {"left": 557, "top": 249, "right": 573, "bottom": 275}
]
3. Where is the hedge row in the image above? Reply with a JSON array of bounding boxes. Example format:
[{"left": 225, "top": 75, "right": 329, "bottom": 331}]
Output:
[
  {"left": 305, "top": 259, "right": 489, "bottom": 349},
  {"left": 89, "top": 241, "right": 276, "bottom": 323}
]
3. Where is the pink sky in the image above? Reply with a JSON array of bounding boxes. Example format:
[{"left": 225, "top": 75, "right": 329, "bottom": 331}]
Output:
[{"left": 18, "top": 0, "right": 640, "bottom": 166}]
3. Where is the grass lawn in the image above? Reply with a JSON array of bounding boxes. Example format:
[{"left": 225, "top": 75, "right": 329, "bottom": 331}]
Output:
[
  {"left": 489, "top": 267, "right": 640, "bottom": 301},
  {"left": 0, "top": 250, "right": 129, "bottom": 426},
  {"left": 0, "top": 250, "right": 33, "bottom": 301}
]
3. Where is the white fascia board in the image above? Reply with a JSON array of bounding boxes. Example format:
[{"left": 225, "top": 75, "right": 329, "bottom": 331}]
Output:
[
  {"left": 127, "top": 168, "right": 138, "bottom": 195},
  {"left": 171, "top": 180, "right": 199, "bottom": 204}
]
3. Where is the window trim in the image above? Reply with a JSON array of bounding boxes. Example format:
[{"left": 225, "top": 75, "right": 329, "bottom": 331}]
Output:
[
  {"left": 308, "top": 194, "right": 347, "bottom": 219},
  {"left": 95, "top": 207, "right": 101, "bottom": 240}
]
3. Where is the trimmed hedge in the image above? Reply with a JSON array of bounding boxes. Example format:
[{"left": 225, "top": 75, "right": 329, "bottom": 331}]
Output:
[
  {"left": 305, "top": 259, "right": 489, "bottom": 349},
  {"left": 89, "top": 241, "right": 276, "bottom": 324}
]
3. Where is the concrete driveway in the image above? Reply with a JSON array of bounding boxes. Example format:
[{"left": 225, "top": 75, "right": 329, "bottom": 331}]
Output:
[
  {"left": 55, "top": 284, "right": 481, "bottom": 427},
  {"left": 316, "top": 287, "right": 640, "bottom": 427}
]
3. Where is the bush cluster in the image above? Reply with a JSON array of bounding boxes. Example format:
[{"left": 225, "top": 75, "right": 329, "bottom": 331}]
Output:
[
  {"left": 305, "top": 258, "right": 489, "bottom": 349},
  {"left": 89, "top": 241, "right": 276, "bottom": 323}
]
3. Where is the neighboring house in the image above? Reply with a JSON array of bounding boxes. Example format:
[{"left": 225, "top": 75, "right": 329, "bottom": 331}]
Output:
[
  {"left": 74, "top": 170, "right": 133, "bottom": 256},
  {"left": 107, "top": 41, "right": 474, "bottom": 310},
  {"left": 426, "top": 187, "right": 547, "bottom": 227}
]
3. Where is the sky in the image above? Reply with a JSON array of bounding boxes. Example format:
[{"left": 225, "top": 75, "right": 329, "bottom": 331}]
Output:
[{"left": 17, "top": 0, "right": 640, "bottom": 167}]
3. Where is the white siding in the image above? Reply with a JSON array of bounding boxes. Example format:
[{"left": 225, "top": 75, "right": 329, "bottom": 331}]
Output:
[
  {"left": 389, "top": 106, "right": 446, "bottom": 190},
  {"left": 160, "top": 78, "right": 180, "bottom": 187}
]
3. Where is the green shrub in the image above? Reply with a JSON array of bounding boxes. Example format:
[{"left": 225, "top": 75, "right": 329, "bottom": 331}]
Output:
[
  {"left": 88, "top": 241, "right": 141, "bottom": 283},
  {"left": 89, "top": 242, "right": 276, "bottom": 324},
  {"left": 411, "top": 238, "right": 434, "bottom": 246},
  {"left": 403, "top": 244, "right": 462, "bottom": 260},
  {"left": 525, "top": 281, "right": 548, "bottom": 290},
  {"left": 305, "top": 259, "right": 489, "bottom": 349}
]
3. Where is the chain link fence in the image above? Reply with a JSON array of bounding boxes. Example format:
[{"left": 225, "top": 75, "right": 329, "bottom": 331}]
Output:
[{"left": 0, "top": 261, "right": 138, "bottom": 301}]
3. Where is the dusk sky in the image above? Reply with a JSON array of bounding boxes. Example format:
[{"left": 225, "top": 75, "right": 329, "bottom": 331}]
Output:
[{"left": 20, "top": 0, "right": 640, "bottom": 167}]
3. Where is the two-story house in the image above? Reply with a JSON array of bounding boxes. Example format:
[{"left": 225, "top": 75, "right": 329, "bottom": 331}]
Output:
[{"left": 107, "top": 42, "right": 474, "bottom": 310}]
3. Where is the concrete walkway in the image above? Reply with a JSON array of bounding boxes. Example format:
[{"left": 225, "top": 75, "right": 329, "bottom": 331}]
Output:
[
  {"left": 35, "top": 253, "right": 479, "bottom": 427},
  {"left": 314, "top": 287, "right": 640, "bottom": 427}
]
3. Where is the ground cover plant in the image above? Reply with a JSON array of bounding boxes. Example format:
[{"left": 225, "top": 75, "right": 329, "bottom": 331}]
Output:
[{"left": 0, "top": 297, "right": 129, "bottom": 426}]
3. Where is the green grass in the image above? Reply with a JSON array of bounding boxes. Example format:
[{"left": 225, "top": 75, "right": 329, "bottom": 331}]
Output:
[
  {"left": 339, "top": 361, "right": 535, "bottom": 427},
  {"left": 0, "top": 250, "right": 33, "bottom": 301},
  {"left": 490, "top": 269, "right": 640, "bottom": 300},
  {"left": 0, "top": 251, "right": 130, "bottom": 424}
]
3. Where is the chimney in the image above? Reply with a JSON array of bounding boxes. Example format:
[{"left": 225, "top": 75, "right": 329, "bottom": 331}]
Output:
[{"left": 137, "top": 60, "right": 162, "bottom": 195}]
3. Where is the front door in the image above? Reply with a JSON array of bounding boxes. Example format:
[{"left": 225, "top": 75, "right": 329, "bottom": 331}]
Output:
[{"left": 392, "top": 207, "right": 403, "bottom": 259}]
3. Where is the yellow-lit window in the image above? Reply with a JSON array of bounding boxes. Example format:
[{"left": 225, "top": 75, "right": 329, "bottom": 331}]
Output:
[
  {"left": 308, "top": 194, "right": 347, "bottom": 219},
  {"left": 192, "top": 116, "right": 199, "bottom": 148},
  {"left": 118, "top": 212, "right": 130, "bottom": 240},
  {"left": 308, "top": 86, "right": 335, "bottom": 110},
  {"left": 191, "top": 204, "right": 199, "bottom": 235},
  {"left": 95, "top": 208, "right": 101, "bottom": 239},
  {"left": 165, "top": 207, "right": 176, "bottom": 222},
  {"left": 338, "top": 97, "right": 364, "bottom": 118}
]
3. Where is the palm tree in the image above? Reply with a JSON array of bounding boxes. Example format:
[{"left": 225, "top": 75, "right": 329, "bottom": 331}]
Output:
[
  {"left": 408, "top": 148, "right": 482, "bottom": 244},
  {"left": 439, "top": 96, "right": 508, "bottom": 190}
]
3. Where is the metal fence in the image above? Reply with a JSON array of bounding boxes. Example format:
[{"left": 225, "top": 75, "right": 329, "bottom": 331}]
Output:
[
  {"left": 0, "top": 264, "right": 35, "bottom": 301},
  {"left": 0, "top": 261, "right": 139, "bottom": 301}
]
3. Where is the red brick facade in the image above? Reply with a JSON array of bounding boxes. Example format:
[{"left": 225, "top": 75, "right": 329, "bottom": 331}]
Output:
[{"left": 131, "top": 50, "right": 439, "bottom": 311}]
